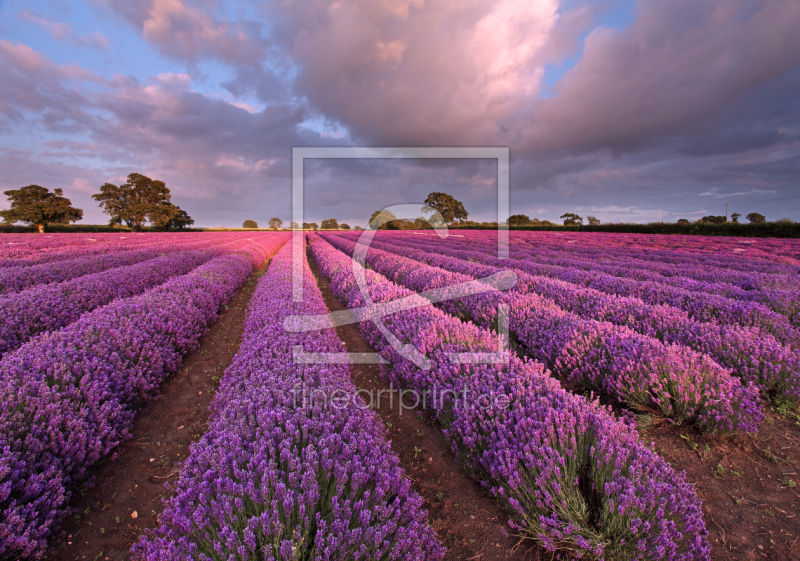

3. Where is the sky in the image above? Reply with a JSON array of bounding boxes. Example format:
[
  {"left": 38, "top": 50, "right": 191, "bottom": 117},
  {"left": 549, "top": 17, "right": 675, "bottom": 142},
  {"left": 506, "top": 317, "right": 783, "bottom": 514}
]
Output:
[{"left": 0, "top": 0, "right": 799, "bottom": 228}]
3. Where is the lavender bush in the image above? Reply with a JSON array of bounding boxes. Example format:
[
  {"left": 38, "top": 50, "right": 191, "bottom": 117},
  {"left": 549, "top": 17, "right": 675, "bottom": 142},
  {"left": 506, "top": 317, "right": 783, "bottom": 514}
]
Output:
[
  {"left": 0, "top": 232, "right": 245, "bottom": 295},
  {"left": 321, "top": 234, "right": 762, "bottom": 434},
  {"left": 133, "top": 241, "right": 444, "bottom": 560},
  {"left": 370, "top": 232, "right": 800, "bottom": 346},
  {"left": 0, "top": 251, "right": 214, "bottom": 356},
  {"left": 310, "top": 234, "right": 711, "bottom": 560},
  {"left": 341, "top": 233, "right": 800, "bottom": 402},
  {"left": 0, "top": 234, "right": 288, "bottom": 559}
]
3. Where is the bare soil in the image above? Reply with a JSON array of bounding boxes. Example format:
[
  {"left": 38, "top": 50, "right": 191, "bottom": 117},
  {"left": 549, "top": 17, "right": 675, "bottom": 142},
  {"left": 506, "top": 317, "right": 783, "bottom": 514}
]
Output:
[
  {"left": 641, "top": 408, "right": 800, "bottom": 560},
  {"left": 307, "top": 247, "right": 543, "bottom": 560},
  {"left": 47, "top": 266, "right": 267, "bottom": 561}
]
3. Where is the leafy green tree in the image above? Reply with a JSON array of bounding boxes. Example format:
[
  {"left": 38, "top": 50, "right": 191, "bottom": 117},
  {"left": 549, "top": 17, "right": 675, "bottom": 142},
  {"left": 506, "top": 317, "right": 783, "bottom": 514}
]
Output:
[
  {"left": 309, "top": 222, "right": 319, "bottom": 231},
  {"left": 587, "top": 216, "right": 601, "bottom": 225},
  {"left": 148, "top": 203, "right": 183, "bottom": 230},
  {"left": 339, "top": 223, "right": 350, "bottom": 230},
  {"left": 508, "top": 214, "right": 532, "bottom": 226},
  {"left": 747, "top": 212, "right": 766, "bottom": 224},
  {"left": 560, "top": 213, "right": 583, "bottom": 226},
  {"left": 164, "top": 206, "right": 194, "bottom": 230},
  {"left": 93, "top": 173, "right": 178, "bottom": 230},
  {"left": 242, "top": 220, "right": 258, "bottom": 228},
  {"left": 268, "top": 217, "right": 283, "bottom": 229},
  {"left": 289, "top": 221, "right": 300, "bottom": 229},
  {"left": 422, "top": 192, "right": 468, "bottom": 224},
  {"left": 730, "top": 213, "right": 741, "bottom": 223},
  {"left": 1, "top": 185, "right": 83, "bottom": 232},
  {"left": 320, "top": 218, "right": 339, "bottom": 230},
  {"left": 676, "top": 218, "right": 690, "bottom": 224},
  {"left": 354, "top": 225, "right": 363, "bottom": 230},
  {"left": 701, "top": 215, "right": 726, "bottom": 224}
]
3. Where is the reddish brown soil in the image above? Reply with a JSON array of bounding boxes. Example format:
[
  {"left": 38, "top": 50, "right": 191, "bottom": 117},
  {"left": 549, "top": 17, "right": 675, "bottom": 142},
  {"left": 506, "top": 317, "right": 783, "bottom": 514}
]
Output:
[
  {"left": 46, "top": 266, "right": 267, "bottom": 561},
  {"left": 641, "top": 407, "right": 800, "bottom": 560},
  {"left": 308, "top": 248, "right": 542, "bottom": 560}
]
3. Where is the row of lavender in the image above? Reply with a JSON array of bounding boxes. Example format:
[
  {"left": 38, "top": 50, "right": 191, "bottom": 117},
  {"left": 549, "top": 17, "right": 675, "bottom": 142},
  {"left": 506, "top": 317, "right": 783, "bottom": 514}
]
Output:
[
  {"left": 331, "top": 232, "right": 800, "bottom": 403},
  {"left": 490, "top": 230, "right": 800, "bottom": 264},
  {"left": 369, "top": 232, "right": 800, "bottom": 347},
  {"left": 133, "top": 240, "right": 444, "bottom": 560},
  {"left": 0, "top": 232, "right": 247, "bottom": 268},
  {"left": 0, "top": 235, "right": 278, "bottom": 357},
  {"left": 0, "top": 233, "right": 246, "bottom": 294},
  {"left": 406, "top": 231, "right": 800, "bottom": 291},
  {"left": 309, "top": 234, "right": 711, "bottom": 559},
  {"left": 509, "top": 231, "right": 800, "bottom": 273},
  {"left": 0, "top": 233, "right": 288, "bottom": 559},
  {"left": 432, "top": 232, "right": 800, "bottom": 321},
  {"left": 0, "top": 232, "right": 245, "bottom": 265},
  {"left": 321, "top": 233, "right": 762, "bottom": 433}
]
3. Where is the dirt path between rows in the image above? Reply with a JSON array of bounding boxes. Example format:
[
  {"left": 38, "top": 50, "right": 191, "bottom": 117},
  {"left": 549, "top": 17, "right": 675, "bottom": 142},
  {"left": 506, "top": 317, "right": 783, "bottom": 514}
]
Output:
[
  {"left": 307, "top": 247, "right": 543, "bottom": 561},
  {"left": 642, "top": 410, "right": 800, "bottom": 560},
  {"left": 47, "top": 266, "right": 268, "bottom": 561}
]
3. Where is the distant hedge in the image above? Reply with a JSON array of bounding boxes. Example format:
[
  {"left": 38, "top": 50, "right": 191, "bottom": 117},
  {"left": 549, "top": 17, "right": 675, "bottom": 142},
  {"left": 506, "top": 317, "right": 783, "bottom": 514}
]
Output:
[{"left": 449, "top": 222, "right": 800, "bottom": 238}]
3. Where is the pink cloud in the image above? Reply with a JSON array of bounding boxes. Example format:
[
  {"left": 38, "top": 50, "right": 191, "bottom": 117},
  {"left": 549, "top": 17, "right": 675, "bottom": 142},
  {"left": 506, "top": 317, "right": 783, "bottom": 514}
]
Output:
[
  {"left": 275, "top": 0, "right": 561, "bottom": 146},
  {"left": 103, "top": 0, "right": 266, "bottom": 66}
]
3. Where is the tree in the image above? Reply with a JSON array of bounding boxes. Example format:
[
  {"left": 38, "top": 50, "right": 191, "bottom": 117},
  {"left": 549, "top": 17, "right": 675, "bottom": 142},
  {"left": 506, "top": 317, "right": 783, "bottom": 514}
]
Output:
[
  {"left": 560, "top": 213, "right": 583, "bottom": 226},
  {"left": 508, "top": 214, "right": 532, "bottom": 226},
  {"left": 164, "top": 206, "right": 194, "bottom": 230},
  {"left": 676, "top": 218, "right": 690, "bottom": 224},
  {"left": 320, "top": 218, "right": 339, "bottom": 230},
  {"left": 369, "top": 210, "right": 398, "bottom": 229},
  {"left": 289, "top": 221, "right": 300, "bottom": 229},
  {"left": 701, "top": 215, "right": 726, "bottom": 224},
  {"left": 242, "top": 220, "right": 258, "bottom": 228},
  {"left": 1, "top": 185, "right": 83, "bottom": 232},
  {"left": 339, "top": 223, "right": 350, "bottom": 230},
  {"left": 730, "top": 213, "right": 741, "bottom": 224},
  {"left": 93, "top": 173, "right": 177, "bottom": 230},
  {"left": 587, "top": 216, "right": 601, "bottom": 225},
  {"left": 422, "top": 192, "right": 468, "bottom": 224},
  {"left": 148, "top": 202, "right": 182, "bottom": 229},
  {"left": 747, "top": 212, "right": 766, "bottom": 224},
  {"left": 354, "top": 225, "right": 364, "bottom": 230},
  {"left": 309, "top": 222, "right": 319, "bottom": 231},
  {"left": 269, "top": 217, "right": 283, "bottom": 229}
]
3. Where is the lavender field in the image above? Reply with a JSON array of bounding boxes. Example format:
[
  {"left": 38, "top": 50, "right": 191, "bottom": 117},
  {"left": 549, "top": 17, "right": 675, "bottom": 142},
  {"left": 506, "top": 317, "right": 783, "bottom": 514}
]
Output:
[{"left": 0, "top": 230, "right": 799, "bottom": 560}]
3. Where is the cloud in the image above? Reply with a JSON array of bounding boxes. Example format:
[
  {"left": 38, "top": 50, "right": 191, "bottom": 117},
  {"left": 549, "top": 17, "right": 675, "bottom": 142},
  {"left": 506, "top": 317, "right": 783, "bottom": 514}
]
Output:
[
  {"left": 17, "top": 9, "right": 110, "bottom": 50},
  {"left": 520, "top": 0, "right": 800, "bottom": 154},
  {"left": 101, "top": 0, "right": 267, "bottom": 66},
  {"left": 0, "top": 40, "right": 97, "bottom": 130},
  {"left": 265, "top": 0, "right": 561, "bottom": 146}
]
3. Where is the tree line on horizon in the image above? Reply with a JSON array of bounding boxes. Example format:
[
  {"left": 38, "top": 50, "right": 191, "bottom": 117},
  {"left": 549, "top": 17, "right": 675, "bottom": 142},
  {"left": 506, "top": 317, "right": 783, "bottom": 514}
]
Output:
[
  {"left": 2, "top": 181, "right": 788, "bottom": 233},
  {"left": 1, "top": 173, "right": 194, "bottom": 232}
]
